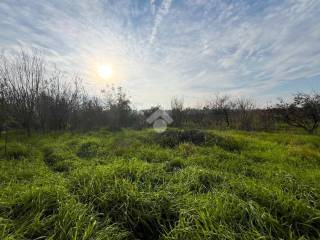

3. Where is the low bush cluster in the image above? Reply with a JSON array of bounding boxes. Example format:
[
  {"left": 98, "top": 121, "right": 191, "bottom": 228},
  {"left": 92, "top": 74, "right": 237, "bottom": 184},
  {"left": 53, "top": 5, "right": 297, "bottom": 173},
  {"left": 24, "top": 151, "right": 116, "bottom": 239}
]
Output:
[
  {"left": 155, "top": 129, "right": 243, "bottom": 152},
  {"left": 155, "top": 129, "right": 207, "bottom": 148}
]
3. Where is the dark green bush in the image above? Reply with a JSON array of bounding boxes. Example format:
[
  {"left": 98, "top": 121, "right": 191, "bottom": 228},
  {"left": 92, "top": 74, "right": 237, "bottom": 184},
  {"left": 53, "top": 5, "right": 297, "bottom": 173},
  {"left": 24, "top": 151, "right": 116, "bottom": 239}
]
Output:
[
  {"left": 155, "top": 130, "right": 181, "bottom": 148},
  {"left": 156, "top": 129, "right": 206, "bottom": 148},
  {"left": 180, "top": 129, "right": 206, "bottom": 145}
]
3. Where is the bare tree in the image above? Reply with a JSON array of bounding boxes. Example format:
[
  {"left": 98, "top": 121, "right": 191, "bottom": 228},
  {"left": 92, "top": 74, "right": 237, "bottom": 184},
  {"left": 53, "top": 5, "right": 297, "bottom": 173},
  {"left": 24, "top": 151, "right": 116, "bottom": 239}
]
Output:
[
  {"left": 277, "top": 92, "right": 320, "bottom": 134},
  {"left": 236, "top": 97, "right": 255, "bottom": 130},
  {"left": 171, "top": 97, "right": 184, "bottom": 127},
  {"left": 0, "top": 50, "right": 46, "bottom": 135},
  {"left": 3, "top": 48, "right": 318, "bottom": 135},
  {"left": 102, "top": 85, "right": 132, "bottom": 130},
  {"left": 52, "top": 75, "right": 81, "bottom": 130},
  {"left": 210, "top": 94, "right": 235, "bottom": 128},
  {"left": 0, "top": 81, "right": 8, "bottom": 138},
  {"left": 78, "top": 96, "right": 104, "bottom": 130},
  {"left": 0, "top": 49, "right": 139, "bottom": 133}
]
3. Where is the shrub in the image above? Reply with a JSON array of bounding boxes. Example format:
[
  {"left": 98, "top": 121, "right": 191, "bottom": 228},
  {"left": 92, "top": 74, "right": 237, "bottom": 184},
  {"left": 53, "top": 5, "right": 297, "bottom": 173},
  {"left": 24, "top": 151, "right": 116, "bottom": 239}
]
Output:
[
  {"left": 156, "top": 129, "right": 206, "bottom": 148},
  {"left": 155, "top": 130, "right": 181, "bottom": 148},
  {"left": 180, "top": 129, "right": 206, "bottom": 145}
]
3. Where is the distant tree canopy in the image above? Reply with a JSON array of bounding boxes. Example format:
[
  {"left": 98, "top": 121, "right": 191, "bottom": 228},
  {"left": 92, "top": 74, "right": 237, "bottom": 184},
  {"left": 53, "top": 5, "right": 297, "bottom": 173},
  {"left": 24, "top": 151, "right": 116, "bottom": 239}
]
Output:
[
  {"left": 277, "top": 92, "right": 320, "bottom": 134},
  {"left": 0, "top": 50, "right": 319, "bottom": 135}
]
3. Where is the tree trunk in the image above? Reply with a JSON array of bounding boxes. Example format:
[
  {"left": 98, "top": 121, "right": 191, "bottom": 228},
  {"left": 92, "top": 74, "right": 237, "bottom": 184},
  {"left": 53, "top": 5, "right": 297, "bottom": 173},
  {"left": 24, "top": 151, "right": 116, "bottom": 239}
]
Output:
[
  {"left": 4, "top": 129, "right": 8, "bottom": 159},
  {"left": 223, "top": 109, "right": 230, "bottom": 128}
]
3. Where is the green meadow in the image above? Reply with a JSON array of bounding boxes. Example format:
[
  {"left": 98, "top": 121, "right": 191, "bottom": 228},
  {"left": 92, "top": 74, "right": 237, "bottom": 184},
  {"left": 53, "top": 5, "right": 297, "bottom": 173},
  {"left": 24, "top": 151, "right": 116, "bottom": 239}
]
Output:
[{"left": 1, "top": 129, "right": 320, "bottom": 240}]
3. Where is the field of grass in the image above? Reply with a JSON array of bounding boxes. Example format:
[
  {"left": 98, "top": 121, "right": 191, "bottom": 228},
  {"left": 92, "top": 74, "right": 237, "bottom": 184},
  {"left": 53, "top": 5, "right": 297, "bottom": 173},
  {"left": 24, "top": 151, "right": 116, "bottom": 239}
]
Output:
[{"left": 1, "top": 129, "right": 320, "bottom": 240}]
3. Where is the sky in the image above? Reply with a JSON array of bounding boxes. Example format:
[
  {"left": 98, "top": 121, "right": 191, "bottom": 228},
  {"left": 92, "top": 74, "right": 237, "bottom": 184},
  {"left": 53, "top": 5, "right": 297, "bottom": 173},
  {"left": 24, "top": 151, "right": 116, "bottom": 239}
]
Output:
[{"left": 0, "top": 0, "right": 320, "bottom": 108}]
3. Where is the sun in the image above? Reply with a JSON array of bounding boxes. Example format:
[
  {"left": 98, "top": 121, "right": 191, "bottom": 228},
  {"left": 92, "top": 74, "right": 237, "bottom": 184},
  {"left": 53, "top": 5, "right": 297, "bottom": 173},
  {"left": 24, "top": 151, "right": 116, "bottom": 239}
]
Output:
[{"left": 98, "top": 65, "right": 113, "bottom": 79}]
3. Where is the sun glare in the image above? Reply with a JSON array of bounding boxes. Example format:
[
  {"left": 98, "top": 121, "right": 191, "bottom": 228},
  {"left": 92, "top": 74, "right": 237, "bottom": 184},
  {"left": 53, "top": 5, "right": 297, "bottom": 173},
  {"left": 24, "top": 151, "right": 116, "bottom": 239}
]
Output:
[{"left": 98, "top": 65, "right": 113, "bottom": 79}]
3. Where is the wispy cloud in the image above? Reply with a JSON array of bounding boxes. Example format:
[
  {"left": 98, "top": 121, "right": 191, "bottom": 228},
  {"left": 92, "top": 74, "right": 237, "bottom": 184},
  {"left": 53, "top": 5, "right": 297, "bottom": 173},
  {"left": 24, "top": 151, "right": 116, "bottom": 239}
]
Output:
[
  {"left": 0, "top": 0, "right": 319, "bottom": 108},
  {"left": 150, "top": 0, "right": 156, "bottom": 15},
  {"left": 149, "top": 0, "right": 173, "bottom": 45}
]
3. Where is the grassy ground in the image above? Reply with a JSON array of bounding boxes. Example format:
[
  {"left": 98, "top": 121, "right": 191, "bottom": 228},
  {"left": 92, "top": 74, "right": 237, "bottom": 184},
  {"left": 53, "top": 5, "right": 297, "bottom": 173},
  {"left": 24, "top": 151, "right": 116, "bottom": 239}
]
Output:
[{"left": 0, "top": 129, "right": 320, "bottom": 240}]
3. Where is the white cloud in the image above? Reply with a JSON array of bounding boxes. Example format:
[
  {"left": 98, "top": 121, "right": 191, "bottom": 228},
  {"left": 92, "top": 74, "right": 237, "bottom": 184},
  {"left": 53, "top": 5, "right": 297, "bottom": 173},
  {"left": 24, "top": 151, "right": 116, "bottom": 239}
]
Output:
[
  {"left": 149, "top": 0, "right": 173, "bottom": 45},
  {"left": 0, "top": 0, "right": 319, "bottom": 108}
]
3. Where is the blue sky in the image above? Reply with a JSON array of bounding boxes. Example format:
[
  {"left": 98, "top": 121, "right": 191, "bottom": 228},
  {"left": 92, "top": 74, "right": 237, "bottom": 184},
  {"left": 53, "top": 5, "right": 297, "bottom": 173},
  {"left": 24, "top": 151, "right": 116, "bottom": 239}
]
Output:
[{"left": 0, "top": 0, "right": 319, "bottom": 108}]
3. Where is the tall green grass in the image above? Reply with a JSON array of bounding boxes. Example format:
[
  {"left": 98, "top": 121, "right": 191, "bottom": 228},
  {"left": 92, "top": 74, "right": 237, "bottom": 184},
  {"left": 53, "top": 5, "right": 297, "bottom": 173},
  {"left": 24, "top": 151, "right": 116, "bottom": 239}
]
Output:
[{"left": 0, "top": 129, "right": 320, "bottom": 239}]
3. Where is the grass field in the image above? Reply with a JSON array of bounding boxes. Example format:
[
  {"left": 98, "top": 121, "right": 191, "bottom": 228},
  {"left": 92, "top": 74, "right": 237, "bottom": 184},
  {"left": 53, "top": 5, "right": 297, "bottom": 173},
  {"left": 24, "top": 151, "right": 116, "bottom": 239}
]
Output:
[{"left": 1, "top": 129, "right": 320, "bottom": 240}]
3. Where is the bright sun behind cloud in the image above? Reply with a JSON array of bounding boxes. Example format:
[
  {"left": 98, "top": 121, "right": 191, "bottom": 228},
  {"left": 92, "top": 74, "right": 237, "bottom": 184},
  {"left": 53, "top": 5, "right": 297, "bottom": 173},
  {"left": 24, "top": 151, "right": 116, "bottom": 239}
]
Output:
[{"left": 98, "top": 65, "right": 113, "bottom": 79}]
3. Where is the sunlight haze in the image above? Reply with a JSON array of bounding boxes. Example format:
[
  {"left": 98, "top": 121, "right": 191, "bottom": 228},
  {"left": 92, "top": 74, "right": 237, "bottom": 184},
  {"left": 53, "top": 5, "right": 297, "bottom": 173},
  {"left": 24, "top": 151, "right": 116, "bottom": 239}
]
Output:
[
  {"left": 0, "top": 0, "right": 319, "bottom": 108},
  {"left": 98, "top": 65, "right": 113, "bottom": 80}
]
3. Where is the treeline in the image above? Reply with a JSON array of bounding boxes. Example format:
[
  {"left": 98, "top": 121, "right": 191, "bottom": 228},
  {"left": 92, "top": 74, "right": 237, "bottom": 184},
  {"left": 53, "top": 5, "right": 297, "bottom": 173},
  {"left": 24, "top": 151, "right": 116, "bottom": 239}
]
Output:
[
  {"left": 170, "top": 93, "right": 319, "bottom": 134},
  {"left": 0, "top": 51, "right": 141, "bottom": 135},
  {"left": 0, "top": 50, "right": 319, "bottom": 135}
]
